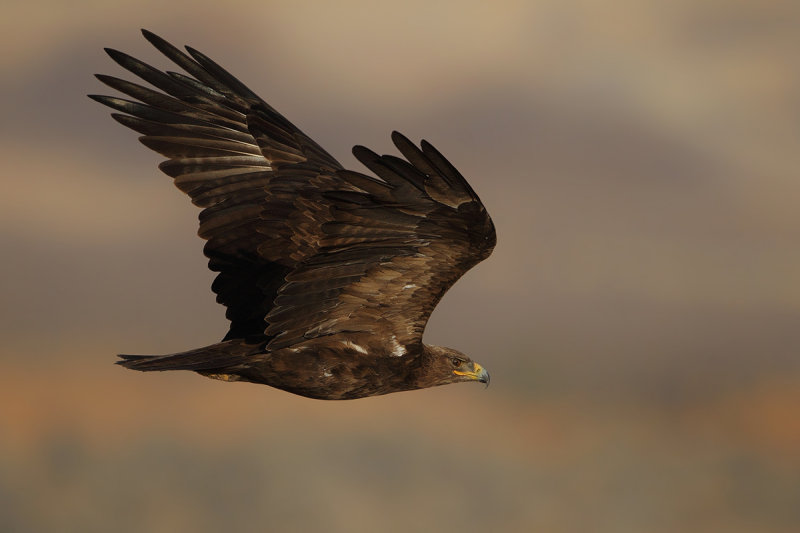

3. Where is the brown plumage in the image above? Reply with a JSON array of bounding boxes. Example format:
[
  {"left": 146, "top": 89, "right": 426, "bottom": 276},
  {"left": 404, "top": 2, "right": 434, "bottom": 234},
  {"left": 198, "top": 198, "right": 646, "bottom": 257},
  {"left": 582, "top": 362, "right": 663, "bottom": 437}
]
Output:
[{"left": 91, "top": 30, "right": 496, "bottom": 400}]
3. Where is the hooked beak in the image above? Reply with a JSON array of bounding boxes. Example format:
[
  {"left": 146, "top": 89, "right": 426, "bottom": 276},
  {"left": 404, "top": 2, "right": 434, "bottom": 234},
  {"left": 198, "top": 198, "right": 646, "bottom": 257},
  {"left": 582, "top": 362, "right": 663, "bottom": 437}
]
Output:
[{"left": 454, "top": 362, "right": 490, "bottom": 388}]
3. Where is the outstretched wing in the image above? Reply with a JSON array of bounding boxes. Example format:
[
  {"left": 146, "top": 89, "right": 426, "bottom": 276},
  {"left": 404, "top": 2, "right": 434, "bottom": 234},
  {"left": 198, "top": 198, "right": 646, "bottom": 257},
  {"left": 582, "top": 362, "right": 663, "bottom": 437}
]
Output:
[
  {"left": 91, "top": 30, "right": 345, "bottom": 340},
  {"left": 92, "top": 30, "right": 496, "bottom": 352},
  {"left": 265, "top": 132, "right": 496, "bottom": 351}
]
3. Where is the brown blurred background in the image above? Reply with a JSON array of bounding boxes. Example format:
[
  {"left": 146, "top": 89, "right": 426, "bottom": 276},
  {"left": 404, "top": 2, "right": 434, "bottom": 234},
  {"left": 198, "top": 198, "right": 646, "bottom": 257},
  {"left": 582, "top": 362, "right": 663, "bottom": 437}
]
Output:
[{"left": 1, "top": 1, "right": 799, "bottom": 531}]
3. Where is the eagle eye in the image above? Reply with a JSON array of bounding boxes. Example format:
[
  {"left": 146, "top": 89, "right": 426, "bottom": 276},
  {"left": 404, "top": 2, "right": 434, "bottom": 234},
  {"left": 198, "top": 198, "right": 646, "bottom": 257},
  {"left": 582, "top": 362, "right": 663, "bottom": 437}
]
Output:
[{"left": 451, "top": 358, "right": 462, "bottom": 368}]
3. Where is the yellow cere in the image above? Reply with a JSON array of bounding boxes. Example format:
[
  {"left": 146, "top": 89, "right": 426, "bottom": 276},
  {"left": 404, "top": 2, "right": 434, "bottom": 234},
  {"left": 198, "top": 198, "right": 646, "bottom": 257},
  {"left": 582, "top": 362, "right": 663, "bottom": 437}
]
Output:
[{"left": 453, "top": 362, "right": 483, "bottom": 379}]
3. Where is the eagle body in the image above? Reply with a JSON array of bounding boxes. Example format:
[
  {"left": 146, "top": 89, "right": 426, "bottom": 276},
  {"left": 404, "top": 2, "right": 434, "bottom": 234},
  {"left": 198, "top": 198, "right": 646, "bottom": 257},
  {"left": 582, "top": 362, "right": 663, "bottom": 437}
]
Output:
[
  {"left": 242, "top": 338, "right": 428, "bottom": 400},
  {"left": 93, "top": 30, "right": 495, "bottom": 400}
]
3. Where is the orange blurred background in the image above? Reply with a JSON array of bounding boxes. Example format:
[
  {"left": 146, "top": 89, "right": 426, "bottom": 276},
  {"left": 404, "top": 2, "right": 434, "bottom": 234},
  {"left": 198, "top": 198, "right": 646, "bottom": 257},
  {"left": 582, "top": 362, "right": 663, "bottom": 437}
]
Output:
[{"left": 1, "top": 1, "right": 799, "bottom": 531}]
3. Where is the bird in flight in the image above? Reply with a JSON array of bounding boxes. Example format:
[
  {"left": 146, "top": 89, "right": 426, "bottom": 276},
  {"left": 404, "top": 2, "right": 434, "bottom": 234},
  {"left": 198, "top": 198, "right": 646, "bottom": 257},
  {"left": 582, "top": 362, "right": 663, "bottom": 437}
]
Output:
[{"left": 91, "top": 30, "right": 496, "bottom": 400}]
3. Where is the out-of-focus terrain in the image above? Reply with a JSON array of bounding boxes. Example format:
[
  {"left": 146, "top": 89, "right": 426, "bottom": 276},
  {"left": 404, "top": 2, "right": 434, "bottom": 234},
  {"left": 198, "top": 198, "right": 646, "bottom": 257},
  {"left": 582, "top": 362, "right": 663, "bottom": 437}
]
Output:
[{"left": 1, "top": 1, "right": 798, "bottom": 531}]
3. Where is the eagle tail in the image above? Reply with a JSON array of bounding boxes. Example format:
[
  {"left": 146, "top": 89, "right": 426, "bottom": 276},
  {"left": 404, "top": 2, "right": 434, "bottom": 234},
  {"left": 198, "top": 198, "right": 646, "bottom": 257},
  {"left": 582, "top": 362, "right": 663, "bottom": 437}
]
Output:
[{"left": 116, "top": 340, "right": 263, "bottom": 373}]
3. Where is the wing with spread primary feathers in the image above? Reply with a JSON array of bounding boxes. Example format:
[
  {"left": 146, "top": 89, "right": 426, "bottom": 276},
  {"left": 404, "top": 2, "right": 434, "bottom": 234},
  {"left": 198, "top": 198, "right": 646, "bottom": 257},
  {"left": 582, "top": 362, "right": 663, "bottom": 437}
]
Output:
[
  {"left": 91, "top": 30, "right": 495, "bottom": 353},
  {"left": 266, "top": 133, "right": 496, "bottom": 350}
]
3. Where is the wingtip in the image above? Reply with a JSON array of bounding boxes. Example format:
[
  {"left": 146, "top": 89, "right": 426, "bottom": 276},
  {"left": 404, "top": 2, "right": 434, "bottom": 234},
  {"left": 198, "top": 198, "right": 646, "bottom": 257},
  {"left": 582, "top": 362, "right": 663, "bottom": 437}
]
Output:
[
  {"left": 390, "top": 130, "right": 411, "bottom": 145},
  {"left": 94, "top": 73, "right": 113, "bottom": 84},
  {"left": 391, "top": 131, "right": 420, "bottom": 154},
  {"left": 352, "top": 144, "right": 379, "bottom": 162},
  {"left": 140, "top": 28, "right": 162, "bottom": 44},
  {"left": 184, "top": 45, "right": 204, "bottom": 62},
  {"left": 183, "top": 45, "right": 216, "bottom": 69},
  {"left": 103, "top": 47, "right": 132, "bottom": 67}
]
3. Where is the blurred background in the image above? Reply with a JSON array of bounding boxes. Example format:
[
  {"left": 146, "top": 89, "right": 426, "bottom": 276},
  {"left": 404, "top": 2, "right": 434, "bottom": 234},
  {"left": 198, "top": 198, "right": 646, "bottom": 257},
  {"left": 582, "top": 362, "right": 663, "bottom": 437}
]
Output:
[{"left": 1, "top": 0, "right": 799, "bottom": 531}]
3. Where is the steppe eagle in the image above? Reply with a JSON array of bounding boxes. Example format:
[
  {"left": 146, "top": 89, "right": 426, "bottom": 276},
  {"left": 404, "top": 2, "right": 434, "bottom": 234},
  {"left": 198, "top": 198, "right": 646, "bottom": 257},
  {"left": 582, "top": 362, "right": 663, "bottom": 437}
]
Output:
[{"left": 91, "top": 30, "right": 496, "bottom": 399}]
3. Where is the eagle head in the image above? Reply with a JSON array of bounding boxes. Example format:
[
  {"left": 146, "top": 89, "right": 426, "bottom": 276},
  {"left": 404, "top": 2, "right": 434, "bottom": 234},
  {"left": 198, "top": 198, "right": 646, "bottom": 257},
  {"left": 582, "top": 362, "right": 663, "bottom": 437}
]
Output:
[{"left": 420, "top": 345, "right": 490, "bottom": 388}]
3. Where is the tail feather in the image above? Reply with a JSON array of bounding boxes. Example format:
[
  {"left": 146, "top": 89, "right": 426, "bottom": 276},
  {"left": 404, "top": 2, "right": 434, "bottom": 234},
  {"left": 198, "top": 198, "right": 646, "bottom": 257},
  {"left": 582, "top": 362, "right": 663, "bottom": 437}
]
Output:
[{"left": 116, "top": 340, "right": 263, "bottom": 372}]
